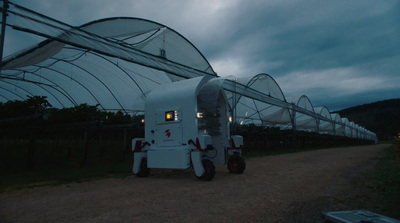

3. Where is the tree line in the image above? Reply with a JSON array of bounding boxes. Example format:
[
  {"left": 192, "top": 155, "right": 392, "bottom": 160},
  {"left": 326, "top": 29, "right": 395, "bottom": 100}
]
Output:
[{"left": 0, "top": 96, "right": 142, "bottom": 124}]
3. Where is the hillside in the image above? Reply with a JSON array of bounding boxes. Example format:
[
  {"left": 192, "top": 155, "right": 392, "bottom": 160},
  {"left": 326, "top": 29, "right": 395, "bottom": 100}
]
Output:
[{"left": 335, "top": 98, "right": 400, "bottom": 140}]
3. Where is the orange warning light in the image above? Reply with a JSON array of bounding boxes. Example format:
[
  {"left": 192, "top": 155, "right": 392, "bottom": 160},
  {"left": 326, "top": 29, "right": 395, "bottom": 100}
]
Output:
[{"left": 165, "top": 111, "right": 174, "bottom": 121}]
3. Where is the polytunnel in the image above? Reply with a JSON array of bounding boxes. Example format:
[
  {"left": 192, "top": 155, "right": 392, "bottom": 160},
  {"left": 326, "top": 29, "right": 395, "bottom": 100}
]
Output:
[
  {"left": 314, "top": 106, "right": 334, "bottom": 134},
  {"left": 350, "top": 122, "right": 360, "bottom": 138},
  {"left": 349, "top": 122, "right": 359, "bottom": 139},
  {"left": 359, "top": 127, "right": 365, "bottom": 139},
  {"left": 227, "top": 73, "right": 291, "bottom": 126},
  {"left": 0, "top": 1, "right": 377, "bottom": 142},
  {"left": 1, "top": 5, "right": 216, "bottom": 114},
  {"left": 331, "top": 113, "right": 344, "bottom": 136},
  {"left": 341, "top": 118, "right": 352, "bottom": 137},
  {"left": 287, "top": 95, "right": 318, "bottom": 131},
  {"left": 353, "top": 123, "right": 365, "bottom": 139}
]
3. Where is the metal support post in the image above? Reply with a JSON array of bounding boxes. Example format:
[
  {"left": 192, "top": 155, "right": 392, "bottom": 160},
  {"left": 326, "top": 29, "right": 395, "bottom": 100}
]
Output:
[
  {"left": 0, "top": 0, "right": 8, "bottom": 71},
  {"left": 290, "top": 104, "right": 297, "bottom": 149}
]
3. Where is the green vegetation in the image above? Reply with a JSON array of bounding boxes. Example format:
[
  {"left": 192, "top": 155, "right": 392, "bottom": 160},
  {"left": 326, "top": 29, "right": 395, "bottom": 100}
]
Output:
[
  {"left": 0, "top": 96, "right": 377, "bottom": 191},
  {"left": 0, "top": 139, "right": 134, "bottom": 192},
  {"left": 0, "top": 96, "right": 139, "bottom": 125},
  {"left": 357, "top": 145, "right": 400, "bottom": 219},
  {"left": 238, "top": 124, "right": 373, "bottom": 154},
  {"left": 336, "top": 98, "right": 400, "bottom": 140},
  {"left": 0, "top": 96, "right": 142, "bottom": 192}
]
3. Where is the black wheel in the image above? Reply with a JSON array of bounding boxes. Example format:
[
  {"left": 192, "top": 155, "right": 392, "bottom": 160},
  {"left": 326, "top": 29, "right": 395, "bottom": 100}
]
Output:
[
  {"left": 136, "top": 158, "right": 149, "bottom": 177},
  {"left": 199, "top": 159, "right": 215, "bottom": 181},
  {"left": 227, "top": 155, "right": 246, "bottom": 174}
]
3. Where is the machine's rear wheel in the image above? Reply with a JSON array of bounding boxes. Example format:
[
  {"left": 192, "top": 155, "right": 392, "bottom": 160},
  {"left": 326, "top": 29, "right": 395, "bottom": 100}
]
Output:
[
  {"left": 199, "top": 159, "right": 215, "bottom": 181},
  {"left": 227, "top": 155, "right": 246, "bottom": 174},
  {"left": 136, "top": 158, "right": 149, "bottom": 177}
]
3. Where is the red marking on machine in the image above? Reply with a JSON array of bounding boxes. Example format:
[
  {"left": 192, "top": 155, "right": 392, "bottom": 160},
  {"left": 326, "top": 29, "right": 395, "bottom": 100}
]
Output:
[{"left": 165, "top": 129, "right": 171, "bottom": 138}]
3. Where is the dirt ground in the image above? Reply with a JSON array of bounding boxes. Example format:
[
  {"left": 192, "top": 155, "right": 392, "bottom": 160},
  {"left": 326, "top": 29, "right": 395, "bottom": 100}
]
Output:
[{"left": 0, "top": 144, "right": 389, "bottom": 222}]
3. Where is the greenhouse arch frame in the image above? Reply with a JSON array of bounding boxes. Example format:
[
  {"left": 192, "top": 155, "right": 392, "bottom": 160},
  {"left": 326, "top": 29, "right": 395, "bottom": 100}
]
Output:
[{"left": 0, "top": 1, "right": 377, "bottom": 142}]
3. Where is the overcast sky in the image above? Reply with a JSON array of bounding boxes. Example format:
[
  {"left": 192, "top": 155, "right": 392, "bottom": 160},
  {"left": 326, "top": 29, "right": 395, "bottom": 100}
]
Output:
[{"left": 4, "top": 0, "right": 400, "bottom": 111}]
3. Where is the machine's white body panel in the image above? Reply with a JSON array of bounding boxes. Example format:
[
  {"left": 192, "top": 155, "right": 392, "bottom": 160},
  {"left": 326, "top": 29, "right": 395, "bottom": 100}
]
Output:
[
  {"left": 145, "top": 76, "right": 211, "bottom": 148},
  {"left": 147, "top": 149, "right": 191, "bottom": 169},
  {"left": 191, "top": 151, "right": 205, "bottom": 177},
  {"left": 133, "top": 152, "right": 147, "bottom": 174},
  {"left": 133, "top": 75, "right": 244, "bottom": 179},
  {"left": 231, "top": 135, "right": 244, "bottom": 148},
  {"left": 197, "top": 134, "right": 212, "bottom": 149},
  {"left": 154, "top": 122, "right": 183, "bottom": 147}
]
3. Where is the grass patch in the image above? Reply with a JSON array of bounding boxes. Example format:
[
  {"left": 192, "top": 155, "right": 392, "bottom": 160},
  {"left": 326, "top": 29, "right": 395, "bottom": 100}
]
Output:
[
  {"left": 366, "top": 145, "right": 400, "bottom": 218},
  {"left": 350, "top": 145, "right": 400, "bottom": 219},
  {"left": 377, "top": 140, "right": 393, "bottom": 144},
  {"left": 243, "top": 144, "right": 373, "bottom": 159}
]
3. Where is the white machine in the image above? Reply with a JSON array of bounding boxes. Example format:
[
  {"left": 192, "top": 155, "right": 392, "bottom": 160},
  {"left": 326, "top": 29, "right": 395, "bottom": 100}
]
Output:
[{"left": 132, "top": 76, "right": 245, "bottom": 180}]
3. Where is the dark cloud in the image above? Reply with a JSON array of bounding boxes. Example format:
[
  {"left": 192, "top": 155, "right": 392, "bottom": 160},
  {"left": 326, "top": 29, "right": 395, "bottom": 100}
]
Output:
[
  {"left": 206, "top": 1, "right": 400, "bottom": 110},
  {"left": 230, "top": 1, "right": 400, "bottom": 76}
]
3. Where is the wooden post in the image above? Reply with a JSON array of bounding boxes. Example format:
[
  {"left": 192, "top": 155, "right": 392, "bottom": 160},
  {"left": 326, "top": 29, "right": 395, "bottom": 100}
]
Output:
[
  {"left": 122, "top": 128, "right": 128, "bottom": 161},
  {"left": 27, "top": 136, "right": 35, "bottom": 170},
  {"left": 80, "top": 128, "right": 89, "bottom": 168},
  {"left": 393, "top": 139, "right": 400, "bottom": 169}
]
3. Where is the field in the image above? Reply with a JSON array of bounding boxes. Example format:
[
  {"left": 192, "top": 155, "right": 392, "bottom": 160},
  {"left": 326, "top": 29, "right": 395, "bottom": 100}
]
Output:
[{"left": 1, "top": 143, "right": 399, "bottom": 222}]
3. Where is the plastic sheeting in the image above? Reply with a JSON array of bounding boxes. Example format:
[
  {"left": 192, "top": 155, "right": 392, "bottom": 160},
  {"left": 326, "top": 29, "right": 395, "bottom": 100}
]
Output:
[
  {"left": 0, "top": 1, "right": 377, "bottom": 141},
  {"left": 1, "top": 14, "right": 216, "bottom": 112},
  {"left": 315, "top": 107, "right": 334, "bottom": 133},
  {"left": 288, "top": 95, "right": 318, "bottom": 130},
  {"left": 227, "top": 74, "right": 291, "bottom": 126}
]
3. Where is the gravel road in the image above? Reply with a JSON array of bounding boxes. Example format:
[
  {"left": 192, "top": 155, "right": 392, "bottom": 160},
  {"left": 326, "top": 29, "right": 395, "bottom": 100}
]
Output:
[{"left": 0, "top": 144, "right": 387, "bottom": 222}]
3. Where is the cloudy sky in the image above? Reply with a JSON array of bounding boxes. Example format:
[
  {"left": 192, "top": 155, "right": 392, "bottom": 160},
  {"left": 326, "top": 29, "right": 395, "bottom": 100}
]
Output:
[{"left": 4, "top": 0, "right": 400, "bottom": 111}]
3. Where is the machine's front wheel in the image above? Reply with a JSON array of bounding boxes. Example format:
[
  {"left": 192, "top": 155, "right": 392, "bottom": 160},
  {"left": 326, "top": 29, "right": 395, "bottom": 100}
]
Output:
[
  {"left": 227, "top": 155, "right": 246, "bottom": 174},
  {"left": 136, "top": 158, "right": 149, "bottom": 177},
  {"left": 199, "top": 159, "right": 215, "bottom": 181}
]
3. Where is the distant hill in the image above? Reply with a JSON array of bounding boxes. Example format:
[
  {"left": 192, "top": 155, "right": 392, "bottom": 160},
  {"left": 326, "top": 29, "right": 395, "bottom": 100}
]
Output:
[{"left": 335, "top": 99, "right": 400, "bottom": 141}]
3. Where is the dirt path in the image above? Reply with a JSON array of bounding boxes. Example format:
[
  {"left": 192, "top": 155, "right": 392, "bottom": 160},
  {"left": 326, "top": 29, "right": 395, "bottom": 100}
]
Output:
[{"left": 0, "top": 144, "right": 387, "bottom": 222}]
